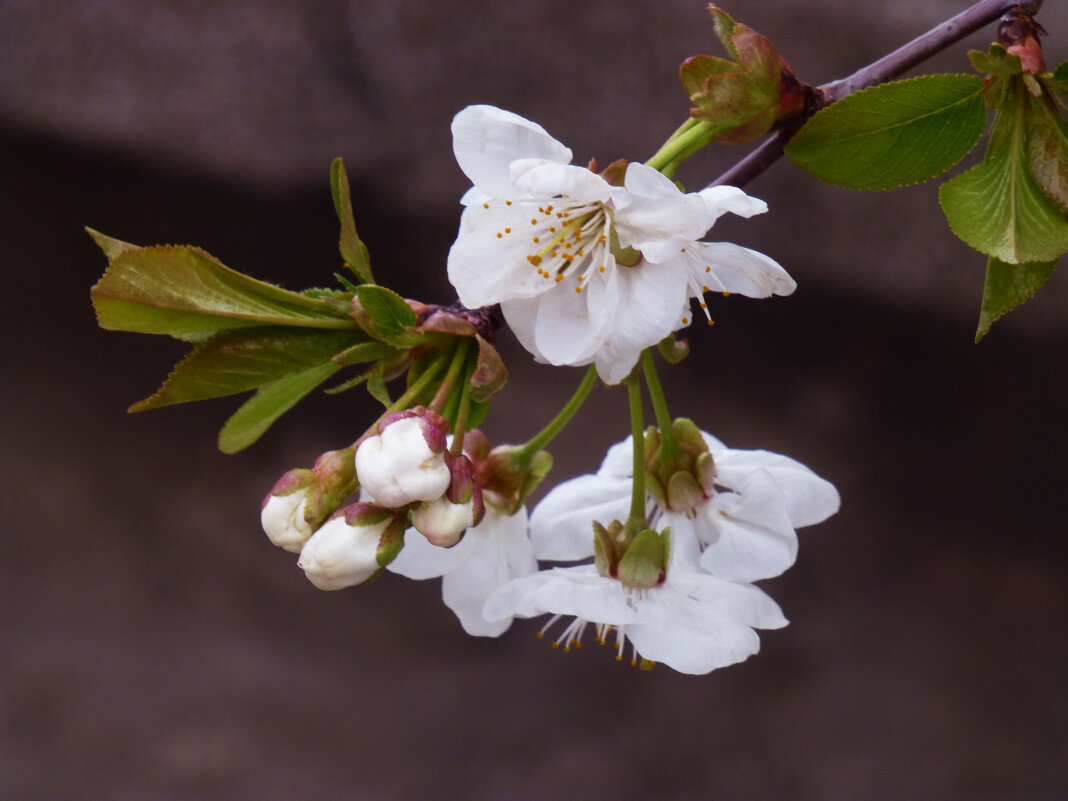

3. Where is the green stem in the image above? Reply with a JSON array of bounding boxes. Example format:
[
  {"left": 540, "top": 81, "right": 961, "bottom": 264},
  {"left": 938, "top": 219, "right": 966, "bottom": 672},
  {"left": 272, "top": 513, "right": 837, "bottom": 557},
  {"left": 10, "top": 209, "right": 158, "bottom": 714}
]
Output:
[
  {"left": 354, "top": 350, "right": 452, "bottom": 448},
  {"left": 429, "top": 338, "right": 472, "bottom": 415},
  {"left": 449, "top": 350, "right": 477, "bottom": 457},
  {"left": 641, "top": 349, "right": 682, "bottom": 460},
  {"left": 627, "top": 376, "right": 646, "bottom": 524},
  {"left": 645, "top": 119, "right": 719, "bottom": 173},
  {"left": 509, "top": 365, "right": 599, "bottom": 468}
]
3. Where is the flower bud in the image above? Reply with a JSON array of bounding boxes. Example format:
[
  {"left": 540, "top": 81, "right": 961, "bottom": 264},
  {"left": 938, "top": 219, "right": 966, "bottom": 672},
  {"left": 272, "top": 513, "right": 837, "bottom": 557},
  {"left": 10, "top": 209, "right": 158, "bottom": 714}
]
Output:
[
  {"left": 644, "top": 418, "right": 716, "bottom": 515},
  {"left": 355, "top": 407, "right": 451, "bottom": 507},
  {"left": 409, "top": 453, "right": 485, "bottom": 547},
  {"left": 464, "top": 429, "right": 553, "bottom": 515},
  {"left": 260, "top": 446, "right": 359, "bottom": 552},
  {"left": 297, "top": 503, "right": 406, "bottom": 590},
  {"left": 592, "top": 518, "right": 670, "bottom": 590}
]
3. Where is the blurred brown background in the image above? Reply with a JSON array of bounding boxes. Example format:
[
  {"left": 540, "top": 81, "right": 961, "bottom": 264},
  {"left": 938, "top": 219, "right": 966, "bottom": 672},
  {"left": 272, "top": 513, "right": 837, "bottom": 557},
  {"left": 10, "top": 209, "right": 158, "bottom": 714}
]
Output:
[{"left": 2, "top": 1, "right": 1066, "bottom": 799}]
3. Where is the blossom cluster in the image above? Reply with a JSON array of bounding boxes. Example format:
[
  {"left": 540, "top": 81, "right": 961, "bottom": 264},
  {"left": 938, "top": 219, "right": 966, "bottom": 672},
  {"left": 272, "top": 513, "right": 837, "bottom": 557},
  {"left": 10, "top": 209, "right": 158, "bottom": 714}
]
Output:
[{"left": 258, "top": 105, "right": 840, "bottom": 674}]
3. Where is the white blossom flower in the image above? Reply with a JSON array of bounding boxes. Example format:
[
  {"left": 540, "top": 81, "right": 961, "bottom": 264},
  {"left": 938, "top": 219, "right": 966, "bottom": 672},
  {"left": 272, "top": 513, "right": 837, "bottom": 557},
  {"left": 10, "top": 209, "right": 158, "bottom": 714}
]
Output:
[
  {"left": 388, "top": 506, "right": 537, "bottom": 637},
  {"left": 354, "top": 413, "right": 450, "bottom": 508},
  {"left": 530, "top": 431, "right": 839, "bottom": 582},
  {"left": 484, "top": 556, "right": 788, "bottom": 674},
  {"left": 447, "top": 104, "right": 795, "bottom": 384}
]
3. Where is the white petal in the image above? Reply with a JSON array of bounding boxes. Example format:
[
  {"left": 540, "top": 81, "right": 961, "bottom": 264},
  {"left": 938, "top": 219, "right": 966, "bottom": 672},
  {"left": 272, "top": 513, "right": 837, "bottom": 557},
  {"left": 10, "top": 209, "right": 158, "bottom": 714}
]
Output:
[
  {"left": 387, "top": 525, "right": 477, "bottom": 580},
  {"left": 697, "top": 185, "right": 769, "bottom": 220},
  {"left": 443, "top": 508, "right": 536, "bottom": 637},
  {"left": 598, "top": 436, "right": 637, "bottom": 478},
  {"left": 447, "top": 203, "right": 558, "bottom": 307},
  {"left": 510, "top": 159, "right": 612, "bottom": 204},
  {"left": 616, "top": 163, "right": 713, "bottom": 245},
  {"left": 698, "top": 469, "right": 799, "bottom": 582},
  {"left": 714, "top": 448, "right": 840, "bottom": 527},
  {"left": 484, "top": 566, "right": 638, "bottom": 624},
  {"left": 523, "top": 282, "right": 604, "bottom": 366},
  {"left": 530, "top": 473, "right": 631, "bottom": 560},
  {"left": 672, "top": 571, "right": 789, "bottom": 629},
  {"left": 688, "top": 242, "right": 796, "bottom": 298},
  {"left": 627, "top": 590, "right": 762, "bottom": 674},
  {"left": 588, "top": 258, "right": 688, "bottom": 384},
  {"left": 451, "top": 105, "right": 572, "bottom": 199}
]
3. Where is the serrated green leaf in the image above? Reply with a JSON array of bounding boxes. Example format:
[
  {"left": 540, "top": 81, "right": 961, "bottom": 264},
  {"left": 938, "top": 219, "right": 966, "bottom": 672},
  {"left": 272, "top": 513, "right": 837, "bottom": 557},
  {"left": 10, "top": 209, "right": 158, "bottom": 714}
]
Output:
[
  {"left": 785, "top": 74, "right": 986, "bottom": 190},
  {"left": 352, "top": 285, "right": 424, "bottom": 348},
  {"left": 86, "top": 227, "right": 138, "bottom": 260},
  {"left": 330, "top": 158, "right": 374, "bottom": 284},
  {"left": 91, "top": 245, "right": 359, "bottom": 340},
  {"left": 940, "top": 85, "right": 1068, "bottom": 263},
  {"left": 218, "top": 361, "right": 341, "bottom": 453},
  {"left": 968, "top": 44, "right": 1021, "bottom": 78},
  {"left": 975, "top": 257, "right": 1056, "bottom": 341},
  {"left": 129, "top": 328, "right": 368, "bottom": 411}
]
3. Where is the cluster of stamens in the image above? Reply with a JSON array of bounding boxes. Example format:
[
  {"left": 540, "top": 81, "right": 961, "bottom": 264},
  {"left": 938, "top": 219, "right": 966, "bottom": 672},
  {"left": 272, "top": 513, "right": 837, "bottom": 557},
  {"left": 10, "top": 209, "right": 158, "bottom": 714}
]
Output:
[
  {"left": 487, "top": 198, "right": 611, "bottom": 295},
  {"left": 536, "top": 615, "right": 646, "bottom": 666}
]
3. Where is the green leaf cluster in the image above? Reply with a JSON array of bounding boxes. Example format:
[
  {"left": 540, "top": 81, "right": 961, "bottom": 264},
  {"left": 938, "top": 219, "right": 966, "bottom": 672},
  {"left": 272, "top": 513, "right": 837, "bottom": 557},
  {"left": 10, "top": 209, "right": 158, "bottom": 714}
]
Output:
[
  {"left": 88, "top": 160, "right": 508, "bottom": 452},
  {"left": 784, "top": 46, "right": 1068, "bottom": 339}
]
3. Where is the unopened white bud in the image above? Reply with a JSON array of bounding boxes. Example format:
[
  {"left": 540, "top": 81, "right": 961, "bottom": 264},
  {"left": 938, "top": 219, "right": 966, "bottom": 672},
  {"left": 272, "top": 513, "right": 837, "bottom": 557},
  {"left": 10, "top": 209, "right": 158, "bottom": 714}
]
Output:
[
  {"left": 261, "top": 490, "right": 314, "bottom": 552},
  {"left": 411, "top": 496, "right": 476, "bottom": 547},
  {"left": 355, "top": 417, "right": 450, "bottom": 507},
  {"left": 297, "top": 511, "right": 391, "bottom": 591}
]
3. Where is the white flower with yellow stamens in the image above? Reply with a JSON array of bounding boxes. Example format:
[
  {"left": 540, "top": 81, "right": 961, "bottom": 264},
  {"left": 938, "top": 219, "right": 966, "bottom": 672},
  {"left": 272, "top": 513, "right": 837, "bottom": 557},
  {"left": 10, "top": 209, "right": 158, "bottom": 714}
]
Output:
[{"left": 447, "top": 104, "right": 796, "bottom": 384}]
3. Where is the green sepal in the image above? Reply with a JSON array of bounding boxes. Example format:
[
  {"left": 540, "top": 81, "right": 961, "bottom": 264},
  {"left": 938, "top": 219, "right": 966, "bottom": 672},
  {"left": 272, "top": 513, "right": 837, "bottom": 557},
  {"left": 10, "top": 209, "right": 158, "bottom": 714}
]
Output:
[
  {"left": 217, "top": 361, "right": 342, "bottom": 453},
  {"left": 785, "top": 74, "right": 986, "bottom": 190},
  {"left": 975, "top": 257, "right": 1056, "bottom": 342},
  {"left": 656, "top": 334, "right": 690, "bottom": 364},
  {"left": 91, "top": 242, "right": 360, "bottom": 341},
  {"left": 375, "top": 513, "right": 409, "bottom": 568},
  {"left": 593, "top": 521, "right": 617, "bottom": 579},
  {"left": 617, "top": 528, "right": 669, "bottom": 590},
  {"left": 129, "top": 327, "right": 369, "bottom": 411},
  {"left": 940, "top": 82, "right": 1068, "bottom": 264},
  {"left": 330, "top": 158, "right": 374, "bottom": 285},
  {"left": 366, "top": 373, "right": 392, "bottom": 408},
  {"left": 351, "top": 285, "right": 424, "bottom": 348}
]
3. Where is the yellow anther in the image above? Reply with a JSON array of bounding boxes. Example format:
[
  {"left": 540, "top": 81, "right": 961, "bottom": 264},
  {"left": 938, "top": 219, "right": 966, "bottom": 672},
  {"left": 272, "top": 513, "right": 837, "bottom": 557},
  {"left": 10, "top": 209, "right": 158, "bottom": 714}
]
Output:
[
  {"left": 504, "top": 227, "right": 511, "bottom": 233},
  {"left": 496, "top": 232, "right": 503, "bottom": 239},
  {"left": 482, "top": 203, "right": 489, "bottom": 209},
  {"left": 598, "top": 265, "right": 605, "bottom": 272},
  {"left": 575, "top": 286, "right": 583, "bottom": 293},
  {"left": 721, "top": 291, "right": 730, "bottom": 297},
  {"left": 707, "top": 319, "right": 715, "bottom": 326},
  {"left": 533, "top": 236, "right": 540, "bottom": 243},
  {"left": 701, "top": 285, "right": 710, "bottom": 292},
  {"left": 549, "top": 226, "right": 557, "bottom": 233},
  {"left": 682, "top": 317, "right": 690, "bottom": 325},
  {"left": 505, "top": 200, "right": 512, "bottom": 205},
  {"left": 554, "top": 274, "right": 563, "bottom": 283},
  {"left": 704, "top": 266, "right": 711, "bottom": 273},
  {"left": 531, "top": 218, "right": 538, "bottom": 225},
  {"left": 527, "top": 254, "right": 543, "bottom": 266}
]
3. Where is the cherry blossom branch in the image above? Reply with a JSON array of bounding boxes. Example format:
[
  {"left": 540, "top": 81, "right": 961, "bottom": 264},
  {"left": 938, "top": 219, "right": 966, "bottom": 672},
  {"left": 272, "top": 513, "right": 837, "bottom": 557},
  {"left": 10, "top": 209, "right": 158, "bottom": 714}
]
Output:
[{"left": 708, "top": 0, "right": 1045, "bottom": 188}]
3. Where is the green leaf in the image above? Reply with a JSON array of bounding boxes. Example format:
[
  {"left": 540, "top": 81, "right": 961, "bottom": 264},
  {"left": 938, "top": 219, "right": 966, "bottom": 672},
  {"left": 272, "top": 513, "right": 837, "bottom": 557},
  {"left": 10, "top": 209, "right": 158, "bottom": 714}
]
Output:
[
  {"left": 975, "top": 257, "right": 1056, "bottom": 341},
  {"left": 940, "top": 85, "right": 1068, "bottom": 264},
  {"left": 129, "top": 328, "right": 369, "bottom": 411},
  {"left": 330, "top": 158, "right": 374, "bottom": 284},
  {"left": 91, "top": 244, "right": 359, "bottom": 340},
  {"left": 366, "top": 373, "right": 391, "bottom": 407},
  {"left": 1026, "top": 91, "right": 1068, "bottom": 211},
  {"left": 86, "top": 227, "right": 137, "bottom": 260},
  {"left": 968, "top": 44, "right": 1021, "bottom": 79},
  {"left": 218, "top": 361, "right": 342, "bottom": 453},
  {"left": 352, "top": 285, "right": 423, "bottom": 348},
  {"left": 786, "top": 74, "right": 986, "bottom": 190}
]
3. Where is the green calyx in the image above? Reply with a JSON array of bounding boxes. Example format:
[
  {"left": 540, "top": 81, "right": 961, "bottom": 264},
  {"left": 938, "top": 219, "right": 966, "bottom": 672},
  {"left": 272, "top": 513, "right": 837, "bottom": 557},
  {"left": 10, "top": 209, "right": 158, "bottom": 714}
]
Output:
[
  {"left": 643, "top": 418, "right": 716, "bottom": 515},
  {"left": 593, "top": 519, "right": 671, "bottom": 590}
]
